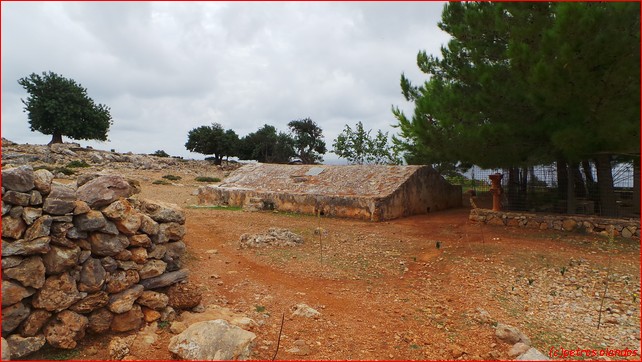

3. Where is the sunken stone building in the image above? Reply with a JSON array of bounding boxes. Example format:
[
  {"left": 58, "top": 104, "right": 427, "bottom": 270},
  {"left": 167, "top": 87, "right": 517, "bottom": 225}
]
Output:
[{"left": 197, "top": 163, "right": 462, "bottom": 221}]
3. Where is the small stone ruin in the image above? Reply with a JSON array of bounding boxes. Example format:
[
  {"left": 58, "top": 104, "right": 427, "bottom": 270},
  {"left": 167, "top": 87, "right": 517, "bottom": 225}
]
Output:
[{"left": 1, "top": 165, "right": 190, "bottom": 359}]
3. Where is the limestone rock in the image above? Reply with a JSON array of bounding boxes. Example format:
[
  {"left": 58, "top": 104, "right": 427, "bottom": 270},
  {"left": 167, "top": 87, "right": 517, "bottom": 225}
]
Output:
[
  {"left": 106, "top": 270, "right": 140, "bottom": 294},
  {"left": 88, "top": 232, "right": 129, "bottom": 256},
  {"left": 138, "top": 259, "right": 167, "bottom": 280},
  {"left": 169, "top": 321, "right": 187, "bottom": 334},
  {"left": 138, "top": 200, "right": 185, "bottom": 224},
  {"left": 516, "top": 347, "right": 550, "bottom": 360},
  {"left": 29, "top": 190, "right": 43, "bottom": 206},
  {"left": 87, "top": 308, "right": 113, "bottom": 334},
  {"left": 3, "top": 256, "right": 46, "bottom": 288},
  {"left": 101, "top": 256, "right": 118, "bottom": 272},
  {"left": 73, "top": 200, "right": 91, "bottom": 215},
  {"left": 2, "top": 302, "right": 30, "bottom": 334},
  {"left": 129, "top": 234, "right": 152, "bottom": 247},
  {"left": 6, "top": 334, "right": 46, "bottom": 359},
  {"left": 20, "top": 309, "right": 53, "bottom": 337},
  {"left": 509, "top": 342, "right": 531, "bottom": 358},
  {"left": 23, "top": 215, "right": 52, "bottom": 240},
  {"left": 147, "top": 244, "right": 166, "bottom": 259},
  {"left": 109, "top": 285, "right": 144, "bottom": 314},
  {"left": 1, "top": 337, "right": 9, "bottom": 361},
  {"left": 2, "top": 280, "right": 35, "bottom": 306},
  {"left": 291, "top": 303, "right": 320, "bottom": 318},
  {"left": 130, "top": 247, "right": 148, "bottom": 264},
  {"left": 562, "top": 219, "right": 577, "bottom": 231},
  {"left": 2, "top": 215, "right": 26, "bottom": 239},
  {"left": 2, "top": 236, "right": 51, "bottom": 256},
  {"left": 139, "top": 214, "right": 159, "bottom": 235},
  {"left": 240, "top": 228, "right": 304, "bottom": 248},
  {"left": 2, "top": 165, "right": 35, "bottom": 192},
  {"left": 154, "top": 222, "right": 185, "bottom": 243},
  {"left": 3, "top": 191, "right": 31, "bottom": 206},
  {"left": 33, "top": 169, "right": 54, "bottom": 195},
  {"left": 78, "top": 258, "right": 107, "bottom": 293},
  {"left": 70, "top": 291, "right": 109, "bottom": 314},
  {"left": 44, "top": 310, "right": 89, "bottom": 349},
  {"left": 163, "top": 241, "right": 186, "bottom": 271},
  {"left": 74, "top": 210, "right": 107, "bottom": 231},
  {"left": 1, "top": 255, "right": 23, "bottom": 269},
  {"left": 110, "top": 304, "right": 143, "bottom": 332},
  {"left": 167, "top": 281, "right": 202, "bottom": 310},
  {"left": 32, "top": 272, "right": 84, "bottom": 312},
  {"left": 495, "top": 323, "right": 531, "bottom": 346},
  {"left": 21, "top": 207, "right": 42, "bottom": 225},
  {"left": 76, "top": 175, "right": 133, "bottom": 208},
  {"left": 139, "top": 269, "right": 189, "bottom": 289},
  {"left": 286, "top": 340, "right": 310, "bottom": 356},
  {"left": 136, "top": 290, "right": 169, "bottom": 310},
  {"left": 42, "top": 245, "right": 81, "bottom": 274},
  {"left": 42, "top": 184, "right": 76, "bottom": 215},
  {"left": 114, "top": 249, "right": 132, "bottom": 261},
  {"left": 141, "top": 307, "right": 161, "bottom": 323},
  {"left": 109, "top": 335, "right": 136, "bottom": 361},
  {"left": 168, "top": 320, "right": 256, "bottom": 360},
  {"left": 114, "top": 213, "right": 142, "bottom": 236}
]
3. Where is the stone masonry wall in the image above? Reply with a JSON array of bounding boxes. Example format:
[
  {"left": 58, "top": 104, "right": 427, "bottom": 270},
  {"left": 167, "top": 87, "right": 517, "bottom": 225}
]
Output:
[
  {"left": 1, "top": 165, "right": 189, "bottom": 359},
  {"left": 469, "top": 208, "right": 640, "bottom": 239}
]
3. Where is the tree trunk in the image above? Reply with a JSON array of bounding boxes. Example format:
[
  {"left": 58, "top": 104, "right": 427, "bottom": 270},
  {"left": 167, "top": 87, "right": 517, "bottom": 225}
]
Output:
[
  {"left": 634, "top": 157, "right": 640, "bottom": 216},
  {"left": 595, "top": 154, "right": 617, "bottom": 217},
  {"left": 566, "top": 163, "right": 576, "bottom": 214},
  {"left": 572, "top": 163, "right": 587, "bottom": 198},
  {"left": 506, "top": 167, "right": 519, "bottom": 211},
  {"left": 48, "top": 131, "right": 63, "bottom": 145},
  {"left": 582, "top": 159, "right": 597, "bottom": 203},
  {"left": 557, "top": 159, "right": 568, "bottom": 212}
]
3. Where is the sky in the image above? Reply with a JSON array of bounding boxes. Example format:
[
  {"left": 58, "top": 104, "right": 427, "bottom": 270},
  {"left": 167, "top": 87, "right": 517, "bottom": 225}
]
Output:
[{"left": 1, "top": 1, "right": 450, "bottom": 162}]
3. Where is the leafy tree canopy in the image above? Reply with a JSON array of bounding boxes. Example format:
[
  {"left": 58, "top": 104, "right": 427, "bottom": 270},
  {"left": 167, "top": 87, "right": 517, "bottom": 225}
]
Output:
[
  {"left": 185, "top": 123, "right": 239, "bottom": 165},
  {"left": 238, "top": 124, "right": 295, "bottom": 164},
  {"left": 288, "top": 118, "right": 327, "bottom": 164},
  {"left": 332, "top": 121, "right": 400, "bottom": 165},
  {"left": 18, "top": 71, "right": 113, "bottom": 144}
]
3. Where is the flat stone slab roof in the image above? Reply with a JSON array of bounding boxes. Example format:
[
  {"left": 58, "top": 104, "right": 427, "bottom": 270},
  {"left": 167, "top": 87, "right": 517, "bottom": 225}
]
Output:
[{"left": 218, "top": 163, "right": 424, "bottom": 197}]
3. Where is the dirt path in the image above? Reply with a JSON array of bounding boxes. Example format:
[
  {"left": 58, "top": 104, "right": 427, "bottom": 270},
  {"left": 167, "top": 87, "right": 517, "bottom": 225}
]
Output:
[{"left": 29, "top": 176, "right": 640, "bottom": 360}]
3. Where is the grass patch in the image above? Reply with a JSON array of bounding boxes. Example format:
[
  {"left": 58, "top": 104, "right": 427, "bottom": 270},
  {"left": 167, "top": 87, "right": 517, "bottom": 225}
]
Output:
[
  {"left": 162, "top": 174, "right": 182, "bottom": 181},
  {"left": 255, "top": 305, "right": 266, "bottom": 313},
  {"left": 66, "top": 160, "right": 90, "bottom": 168},
  {"left": 195, "top": 176, "right": 221, "bottom": 182},
  {"left": 158, "top": 320, "right": 170, "bottom": 329},
  {"left": 34, "top": 165, "right": 76, "bottom": 176},
  {"left": 152, "top": 179, "right": 171, "bottom": 185},
  {"left": 45, "top": 348, "right": 80, "bottom": 360}
]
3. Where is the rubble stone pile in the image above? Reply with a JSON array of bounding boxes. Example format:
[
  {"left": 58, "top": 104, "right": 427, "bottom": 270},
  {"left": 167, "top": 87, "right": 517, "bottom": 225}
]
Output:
[{"left": 1, "top": 165, "right": 189, "bottom": 358}]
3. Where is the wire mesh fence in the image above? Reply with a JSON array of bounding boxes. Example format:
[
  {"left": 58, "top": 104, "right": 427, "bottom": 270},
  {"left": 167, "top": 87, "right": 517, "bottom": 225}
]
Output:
[{"left": 447, "top": 160, "right": 639, "bottom": 218}]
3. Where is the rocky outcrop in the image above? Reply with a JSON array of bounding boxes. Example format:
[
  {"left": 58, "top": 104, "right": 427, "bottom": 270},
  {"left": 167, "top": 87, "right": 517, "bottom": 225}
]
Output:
[
  {"left": 240, "top": 228, "right": 304, "bottom": 248},
  {"left": 1, "top": 166, "right": 189, "bottom": 358},
  {"left": 168, "top": 320, "right": 256, "bottom": 360}
]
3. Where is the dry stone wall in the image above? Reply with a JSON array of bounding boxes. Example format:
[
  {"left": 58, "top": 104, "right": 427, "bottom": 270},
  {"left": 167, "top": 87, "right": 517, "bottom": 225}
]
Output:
[
  {"left": 1, "top": 165, "right": 189, "bottom": 358},
  {"left": 469, "top": 208, "right": 640, "bottom": 239}
]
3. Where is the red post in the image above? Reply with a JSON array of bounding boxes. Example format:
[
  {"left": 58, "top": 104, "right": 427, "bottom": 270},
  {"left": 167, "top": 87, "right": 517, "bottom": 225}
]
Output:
[{"left": 489, "top": 173, "right": 503, "bottom": 211}]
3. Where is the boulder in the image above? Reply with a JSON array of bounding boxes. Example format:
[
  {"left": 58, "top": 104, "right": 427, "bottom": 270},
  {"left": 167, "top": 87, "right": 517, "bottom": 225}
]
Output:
[
  {"left": 114, "top": 213, "right": 142, "bottom": 235},
  {"left": 516, "top": 347, "right": 550, "bottom": 360},
  {"left": 129, "top": 234, "right": 152, "bottom": 247},
  {"left": 509, "top": 342, "right": 531, "bottom": 358},
  {"left": 495, "top": 323, "right": 531, "bottom": 346},
  {"left": 168, "top": 320, "right": 256, "bottom": 360},
  {"left": 69, "top": 291, "right": 110, "bottom": 314},
  {"left": 101, "top": 199, "right": 134, "bottom": 220},
  {"left": 74, "top": 210, "right": 107, "bottom": 231},
  {"left": 21, "top": 207, "right": 42, "bottom": 225},
  {"left": 42, "top": 184, "right": 76, "bottom": 215},
  {"left": 139, "top": 214, "right": 159, "bottom": 235},
  {"left": 154, "top": 222, "right": 185, "bottom": 243},
  {"left": 78, "top": 258, "right": 107, "bottom": 293},
  {"left": 6, "top": 334, "right": 46, "bottom": 359},
  {"left": 167, "top": 281, "right": 202, "bottom": 310},
  {"left": 108, "top": 285, "right": 144, "bottom": 314},
  {"left": 130, "top": 247, "right": 148, "bottom": 264},
  {"left": 33, "top": 169, "right": 54, "bottom": 195},
  {"left": 87, "top": 308, "right": 113, "bottom": 334},
  {"left": 136, "top": 290, "right": 169, "bottom": 310},
  {"left": 110, "top": 304, "right": 143, "bottom": 332},
  {"left": 2, "top": 165, "right": 35, "bottom": 192},
  {"left": 106, "top": 270, "right": 140, "bottom": 294},
  {"left": 3, "top": 256, "right": 46, "bottom": 288},
  {"left": 2, "top": 280, "right": 35, "bottom": 306},
  {"left": 2, "top": 302, "right": 30, "bottom": 334},
  {"left": 76, "top": 175, "right": 133, "bottom": 209},
  {"left": 44, "top": 310, "right": 89, "bottom": 349},
  {"left": 42, "top": 245, "right": 81, "bottom": 274},
  {"left": 2, "top": 236, "right": 51, "bottom": 256},
  {"left": 32, "top": 272, "right": 84, "bottom": 312},
  {"left": 2, "top": 215, "right": 26, "bottom": 239},
  {"left": 20, "top": 309, "right": 53, "bottom": 337},
  {"left": 73, "top": 200, "right": 91, "bottom": 215},
  {"left": 141, "top": 307, "right": 161, "bottom": 323},
  {"left": 139, "top": 269, "right": 189, "bottom": 289},
  {"left": 291, "top": 303, "right": 321, "bottom": 318},
  {"left": 88, "top": 232, "right": 129, "bottom": 256}
]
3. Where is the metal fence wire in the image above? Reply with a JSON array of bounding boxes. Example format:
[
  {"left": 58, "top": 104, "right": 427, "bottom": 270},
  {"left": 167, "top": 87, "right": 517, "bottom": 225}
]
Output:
[{"left": 448, "top": 160, "right": 639, "bottom": 218}]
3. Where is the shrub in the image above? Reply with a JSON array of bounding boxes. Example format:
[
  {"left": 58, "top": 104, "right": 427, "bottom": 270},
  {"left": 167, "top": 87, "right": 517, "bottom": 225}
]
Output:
[
  {"left": 162, "top": 174, "right": 182, "bottom": 181},
  {"left": 151, "top": 150, "right": 170, "bottom": 158},
  {"left": 54, "top": 167, "right": 75, "bottom": 176},
  {"left": 195, "top": 176, "right": 221, "bottom": 183},
  {"left": 66, "top": 160, "right": 90, "bottom": 168},
  {"left": 152, "top": 179, "right": 171, "bottom": 185}
]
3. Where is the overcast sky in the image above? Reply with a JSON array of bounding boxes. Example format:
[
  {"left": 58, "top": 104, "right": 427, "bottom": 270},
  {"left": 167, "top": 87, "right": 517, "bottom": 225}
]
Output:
[{"left": 1, "top": 1, "right": 450, "bottom": 162}]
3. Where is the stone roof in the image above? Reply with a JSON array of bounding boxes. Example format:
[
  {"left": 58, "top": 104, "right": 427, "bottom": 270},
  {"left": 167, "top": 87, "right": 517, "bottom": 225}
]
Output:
[{"left": 218, "top": 163, "right": 424, "bottom": 197}]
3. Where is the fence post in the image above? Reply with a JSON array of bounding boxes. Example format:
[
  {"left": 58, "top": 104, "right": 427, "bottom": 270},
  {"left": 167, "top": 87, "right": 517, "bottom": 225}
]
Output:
[{"left": 489, "top": 173, "right": 504, "bottom": 211}]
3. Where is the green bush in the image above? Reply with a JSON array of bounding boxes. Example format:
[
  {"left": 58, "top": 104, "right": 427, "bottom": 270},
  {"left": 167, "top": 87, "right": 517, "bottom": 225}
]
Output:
[
  {"left": 195, "top": 176, "right": 221, "bottom": 183},
  {"left": 54, "top": 167, "right": 75, "bottom": 176},
  {"left": 162, "top": 174, "right": 182, "bottom": 181},
  {"left": 152, "top": 179, "right": 171, "bottom": 185},
  {"left": 151, "top": 150, "right": 170, "bottom": 158},
  {"left": 66, "top": 160, "right": 90, "bottom": 168}
]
